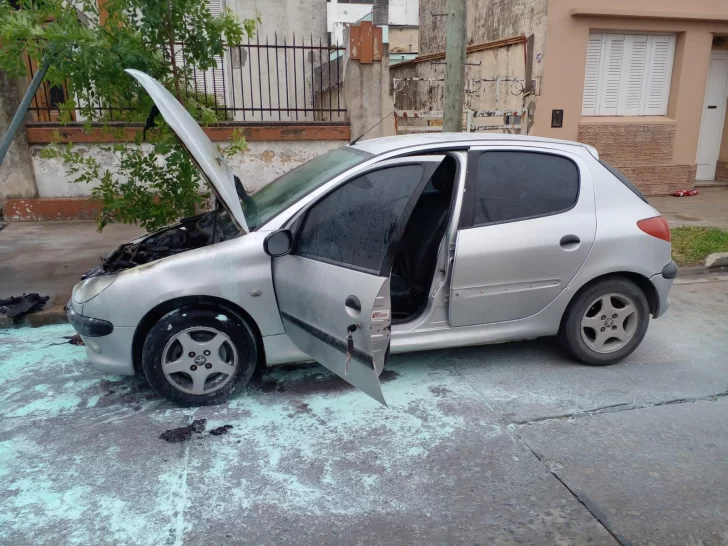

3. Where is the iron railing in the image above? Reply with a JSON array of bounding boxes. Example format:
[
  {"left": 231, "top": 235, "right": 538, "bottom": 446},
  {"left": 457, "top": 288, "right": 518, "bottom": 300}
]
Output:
[{"left": 25, "top": 34, "right": 348, "bottom": 123}]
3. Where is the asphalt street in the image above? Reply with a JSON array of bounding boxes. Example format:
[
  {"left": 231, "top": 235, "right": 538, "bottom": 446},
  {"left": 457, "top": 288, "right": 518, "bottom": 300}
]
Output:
[{"left": 1, "top": 275, "right": 727, "bottom": 545}]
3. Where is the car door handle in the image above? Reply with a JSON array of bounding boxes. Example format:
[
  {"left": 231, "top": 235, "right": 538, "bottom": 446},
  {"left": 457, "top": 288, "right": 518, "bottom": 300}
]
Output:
[
  {"left": 345, "top": 295, "right": 361, "bottom": 312},
  {"left": 560, "top": 235, "right": 580, "bottom": 250}
]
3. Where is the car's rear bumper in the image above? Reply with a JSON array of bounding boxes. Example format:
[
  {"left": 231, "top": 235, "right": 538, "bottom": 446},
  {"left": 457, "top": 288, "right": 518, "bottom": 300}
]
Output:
[
  {"left": 649, "top": 260, "right": 677, "bottom": 318},
  {"left": 67, "top": 300, "right": 136, "bottom": 376}
]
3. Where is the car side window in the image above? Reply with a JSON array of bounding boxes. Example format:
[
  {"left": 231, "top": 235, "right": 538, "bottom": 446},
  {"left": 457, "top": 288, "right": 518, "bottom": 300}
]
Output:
[
  {"left": 473, "top": 151, "right": 580, "bottom": 225},
  {"left": 295, "top": 164, "right": 426, "bottom": 273}
]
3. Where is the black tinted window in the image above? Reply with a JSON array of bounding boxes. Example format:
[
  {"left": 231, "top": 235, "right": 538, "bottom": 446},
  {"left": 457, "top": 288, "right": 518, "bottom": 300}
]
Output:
[
  {"left": 296, "top": 164, "right": 425, "bottom": 273},
  {"left": 474, "top": 152, "right": 579, "bottom": 225}
]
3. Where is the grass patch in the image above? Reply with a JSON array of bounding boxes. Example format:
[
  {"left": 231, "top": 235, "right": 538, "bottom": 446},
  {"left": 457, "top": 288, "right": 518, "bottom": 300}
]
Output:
[{"left": 671, "top": 226, "right": 728, "bottom": 266}]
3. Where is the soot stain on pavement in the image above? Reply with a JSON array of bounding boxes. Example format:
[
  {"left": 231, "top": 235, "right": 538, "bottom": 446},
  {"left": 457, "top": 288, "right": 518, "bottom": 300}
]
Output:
[{"left": 256, "top": 367, "right": 401, "bottom": 396}]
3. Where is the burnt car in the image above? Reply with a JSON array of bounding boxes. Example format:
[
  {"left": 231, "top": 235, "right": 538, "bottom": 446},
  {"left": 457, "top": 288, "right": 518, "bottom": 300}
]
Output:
[{"left": 67, "top": 70, "right": 676, "bottom": 407}]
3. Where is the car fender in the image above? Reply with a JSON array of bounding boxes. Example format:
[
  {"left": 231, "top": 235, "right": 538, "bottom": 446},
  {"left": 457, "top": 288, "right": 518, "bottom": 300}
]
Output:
[{"left": 80, "top": 231, "right": 285, "bottom": 337}]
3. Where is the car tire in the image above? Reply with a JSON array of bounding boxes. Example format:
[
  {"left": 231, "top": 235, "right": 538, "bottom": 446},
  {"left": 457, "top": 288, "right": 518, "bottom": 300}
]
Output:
[
  {"left": 142, "top": 305, "right": 258, "bottom": 406},
  {"left": 559, "top": 277, "right": 650, "bottom": 366}
]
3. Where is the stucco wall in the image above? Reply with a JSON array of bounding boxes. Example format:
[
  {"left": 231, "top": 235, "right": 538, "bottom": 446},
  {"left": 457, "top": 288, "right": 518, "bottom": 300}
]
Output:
[
  {"left": 420, "top": 0, "right": 546, "bottom": 67},
  {"left": 413, "top": 0, "right": 547, "bottom": 131},
  {"left": 389, "top": 27, "right": 419, "bottom": 53},
  {"left": 30, "top": 140, "right": 347, "bottom": 198},
  {"left": 534, "top": 0, "right": 728, "bottom": 172}
]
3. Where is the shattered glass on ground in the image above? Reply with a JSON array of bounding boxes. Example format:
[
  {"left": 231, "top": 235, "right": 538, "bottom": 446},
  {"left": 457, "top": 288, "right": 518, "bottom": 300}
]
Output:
[{"left": 0, "top": 324, "right": 613, "bottom": 545}]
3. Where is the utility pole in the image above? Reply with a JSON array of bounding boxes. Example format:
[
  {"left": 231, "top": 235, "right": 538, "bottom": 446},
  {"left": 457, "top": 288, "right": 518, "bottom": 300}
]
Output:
[{"left": 443, "top": 0, "right": 467, "bottom": 132}]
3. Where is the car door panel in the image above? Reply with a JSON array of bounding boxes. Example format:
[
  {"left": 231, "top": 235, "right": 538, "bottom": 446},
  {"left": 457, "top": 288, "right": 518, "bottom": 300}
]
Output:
[
  {"left": 274, "top": 256, "right": 391, "bottom": 404},
  {"left": 449, "top": 148, "right": 596, "bottom": 328},
  {"left": 271, "top": 159, "right": 441, "bottom": 404}
]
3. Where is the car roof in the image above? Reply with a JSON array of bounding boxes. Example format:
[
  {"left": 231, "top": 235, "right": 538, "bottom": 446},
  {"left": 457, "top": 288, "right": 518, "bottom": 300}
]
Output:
[{"left": 351, "top": 132, "right": 598, "bottom": 157}]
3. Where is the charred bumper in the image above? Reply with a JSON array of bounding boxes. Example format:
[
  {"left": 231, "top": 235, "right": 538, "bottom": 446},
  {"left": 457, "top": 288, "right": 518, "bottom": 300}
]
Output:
[{"left": 67, "top": 300, "right": 114, "bottom": 337}]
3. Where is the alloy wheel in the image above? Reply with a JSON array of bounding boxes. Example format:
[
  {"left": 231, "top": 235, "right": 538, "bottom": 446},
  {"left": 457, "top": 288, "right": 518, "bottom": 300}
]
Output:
[
  {"left": 580, "top": 293, "right": 639, "bottom": 354},
  {"left": 161, "top": 327, "right": 238, "bottom": 395}
]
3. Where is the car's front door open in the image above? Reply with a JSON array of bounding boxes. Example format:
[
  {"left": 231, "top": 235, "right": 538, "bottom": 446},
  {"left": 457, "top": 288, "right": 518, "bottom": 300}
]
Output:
[
  {"left": 270, "top": 159, "right": 441, "bottom": 405},
  {"left": 274, "top": 257, "right": 392, "bottom": 404}
]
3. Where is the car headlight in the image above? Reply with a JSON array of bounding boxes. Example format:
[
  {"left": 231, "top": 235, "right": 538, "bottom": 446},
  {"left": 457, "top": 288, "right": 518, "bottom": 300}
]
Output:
[{"left": 73, "top": 276, "right": 117, "bottom": 304}]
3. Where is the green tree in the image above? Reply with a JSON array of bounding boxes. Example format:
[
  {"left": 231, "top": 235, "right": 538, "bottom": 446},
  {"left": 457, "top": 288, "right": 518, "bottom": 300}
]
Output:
[{"left": 0, "top": 0, "right": 257, "bottom": 231}]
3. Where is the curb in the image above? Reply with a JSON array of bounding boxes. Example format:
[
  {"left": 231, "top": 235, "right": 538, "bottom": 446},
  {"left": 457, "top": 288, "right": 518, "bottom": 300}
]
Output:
[
  {"left": 673, "top": 265, "right": 728, "bottom": 284},
  {"left": 0, "top": 305, "right": 69, "bottom": 329}
]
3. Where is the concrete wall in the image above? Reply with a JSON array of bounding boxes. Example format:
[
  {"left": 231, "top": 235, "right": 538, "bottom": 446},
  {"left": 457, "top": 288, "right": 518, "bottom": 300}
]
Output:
[
  {"left": 344, "top": 25, "right": 396, "bottom": 141},
  {"left": 30, "top": 140, "right": 347, "bottom": 198},
  {"left": 419, "top": 0, "right": 547, "bottom": 73},
  {"left": 389, "top": 26, "right": 419, "bottom": 53},
  {"left": 390, "top": 0, "right": 419, "bottom": 26},
  {"left": 228, "top": 0, "right": 327, "bottom": 41},
  {"left": 224, "top": 0, "right": 329, "bottom": 123},
  {"left": 411, "top": 0, "right": 547, "bottom": 132},
  {"left": 0, "top": 72, "right": 37, "bottom": 202}
]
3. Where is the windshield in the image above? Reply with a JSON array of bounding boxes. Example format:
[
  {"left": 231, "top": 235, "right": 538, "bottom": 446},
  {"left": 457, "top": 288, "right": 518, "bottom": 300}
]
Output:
[{"left": 242, "top": 146, "right": 373, "bottom": 229}]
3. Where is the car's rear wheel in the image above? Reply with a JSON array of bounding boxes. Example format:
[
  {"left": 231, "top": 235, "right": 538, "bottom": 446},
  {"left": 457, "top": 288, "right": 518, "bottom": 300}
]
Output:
[
  {"left": 142, "top": 305, "right": 258, "bottom": 406},
  {"left": 560, "top": 277, "right": 649, "bottom": 366}
]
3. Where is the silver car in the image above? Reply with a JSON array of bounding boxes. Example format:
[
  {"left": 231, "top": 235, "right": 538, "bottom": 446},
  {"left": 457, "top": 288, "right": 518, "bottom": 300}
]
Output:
[{"left": 67, "top": 70, "right": 677, "bottom": 407}]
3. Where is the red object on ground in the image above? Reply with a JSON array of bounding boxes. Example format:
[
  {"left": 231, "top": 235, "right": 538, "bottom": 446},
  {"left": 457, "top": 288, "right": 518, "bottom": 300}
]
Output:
[
  {"left": 637, "top": 216, "right": 672, "bottom": 242},
  {"left": 672, "top": 189, "right": 699, "bottom": 197}
]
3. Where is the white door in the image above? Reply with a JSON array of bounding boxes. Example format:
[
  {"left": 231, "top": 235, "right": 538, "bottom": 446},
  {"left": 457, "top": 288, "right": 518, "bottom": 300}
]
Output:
[{"left": 696, "top": 53, "right": 728, "bottom": 181}]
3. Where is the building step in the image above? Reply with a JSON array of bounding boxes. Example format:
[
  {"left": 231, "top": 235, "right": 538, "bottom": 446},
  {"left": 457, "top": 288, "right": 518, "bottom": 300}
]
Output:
[{"left": 695, "top": 180, "right": 728, "bottom": 187}]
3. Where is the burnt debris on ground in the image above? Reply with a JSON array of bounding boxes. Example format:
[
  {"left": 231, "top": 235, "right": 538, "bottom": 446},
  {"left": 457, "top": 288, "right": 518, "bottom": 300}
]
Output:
[
  {"left": 159, "top": 420, "right": 234, "bottom": 442},
  {"left": 209, "top": 424, "right": 234, "bottom": 436},
  {"left": 159, "top": 419, "right": 207, "bottom": 443},
  {"left": 0, "top": 293, "right": 49, "bottom": 322}
]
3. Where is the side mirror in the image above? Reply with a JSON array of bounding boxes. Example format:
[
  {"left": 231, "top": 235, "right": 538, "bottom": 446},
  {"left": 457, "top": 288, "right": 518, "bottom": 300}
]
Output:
[{"left": 264, "top": 229, "right": 293, "bottom": 257}]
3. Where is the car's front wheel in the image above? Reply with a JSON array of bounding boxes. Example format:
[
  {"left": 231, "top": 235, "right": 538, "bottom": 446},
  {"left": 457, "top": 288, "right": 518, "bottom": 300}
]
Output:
[
  {"left": 142, "top": 305, "right": 258, "bottom": 406},
  {"left": 560, "top": 277, "right": 650, "bottom": 366}
]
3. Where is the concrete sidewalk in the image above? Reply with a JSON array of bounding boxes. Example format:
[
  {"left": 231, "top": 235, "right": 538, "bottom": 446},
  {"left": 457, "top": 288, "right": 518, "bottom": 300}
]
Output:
[
  {"left": 0, "top": 221, "right": 144, "bottom": 323},
  {"left": 650, "top": 186, "right": 728, "bottom": 230}
]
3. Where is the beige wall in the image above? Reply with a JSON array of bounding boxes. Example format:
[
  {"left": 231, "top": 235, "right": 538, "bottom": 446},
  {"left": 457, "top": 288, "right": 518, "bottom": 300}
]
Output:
[
  {"left": 532, "top": 0, "right": 728, "bottom": 191},
  {"left": 718, "top": 38, "right": 728, "bottom": 161},
  {"left": 389, "top": 27, "right": 419, "bottom": 53},
  {"left": 535, "top": 0, "right": 728, "bottom": 158}
]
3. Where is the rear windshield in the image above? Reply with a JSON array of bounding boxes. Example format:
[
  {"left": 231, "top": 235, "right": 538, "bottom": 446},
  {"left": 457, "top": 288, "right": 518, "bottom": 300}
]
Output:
[{"left": 599, "top": 160, "right": 648, "bottom": 203}]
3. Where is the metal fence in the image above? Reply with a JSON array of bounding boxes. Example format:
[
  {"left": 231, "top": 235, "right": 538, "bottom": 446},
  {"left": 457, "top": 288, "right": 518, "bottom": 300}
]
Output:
[{"left": 26, "top": 34, "right": 348, "bottom": 123}]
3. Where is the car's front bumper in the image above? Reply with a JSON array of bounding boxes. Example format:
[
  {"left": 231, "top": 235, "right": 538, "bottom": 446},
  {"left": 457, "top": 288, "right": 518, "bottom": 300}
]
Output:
[
  {"left": 649, "top": 260, "right": 677, "bottom": 318},
  {"left": 67, "top": 300, "right": 136, "bottom": 376}
]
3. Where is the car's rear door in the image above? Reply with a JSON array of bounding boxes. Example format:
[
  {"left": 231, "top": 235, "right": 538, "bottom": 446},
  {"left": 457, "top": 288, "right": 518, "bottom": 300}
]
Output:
[
  {"left": 449, "top": 146, "right": 596, "bottom": 327},
  {"left": 272, "top": 158, "right": 441, "bottom": 404}
]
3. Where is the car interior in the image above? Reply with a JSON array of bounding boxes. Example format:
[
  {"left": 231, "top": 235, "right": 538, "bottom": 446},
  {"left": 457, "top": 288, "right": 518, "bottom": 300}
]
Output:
[{"left": 390, "top": 155, "right": 458, "bottom": 324}]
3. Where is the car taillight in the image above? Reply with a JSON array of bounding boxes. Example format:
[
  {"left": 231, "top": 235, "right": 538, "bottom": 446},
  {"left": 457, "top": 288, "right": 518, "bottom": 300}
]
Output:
[{"left": 637, "top": 216, "right": 671, "bottom": 242}]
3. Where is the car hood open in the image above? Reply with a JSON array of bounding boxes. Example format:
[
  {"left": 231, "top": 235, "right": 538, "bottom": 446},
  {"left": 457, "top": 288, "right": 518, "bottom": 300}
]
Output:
[{"left": 125, "top": 69, "right": 249, "bottom": 233}]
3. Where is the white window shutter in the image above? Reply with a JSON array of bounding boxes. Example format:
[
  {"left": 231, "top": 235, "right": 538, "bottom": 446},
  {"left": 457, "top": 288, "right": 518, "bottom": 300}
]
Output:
[
  {"left": 597, "top": 34, "right": 625, "bottom": 116},
  {"left": 582, "top": 34, "right": 603, "bottom": 116},
  {"left": 206, "top": 0, "right": 224, "bottom": 16},
  {"left": 190, "top": 0, "right": 228, "bottom": 104},
  {"left": 642, "top": 35, "right": 675, "bottom": 115},
  {"left": 618, "top": 34, "right": 649, "bottom": 116}
]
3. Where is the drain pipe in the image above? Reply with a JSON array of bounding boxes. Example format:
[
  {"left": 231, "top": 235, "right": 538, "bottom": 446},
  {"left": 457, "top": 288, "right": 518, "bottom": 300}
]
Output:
[{"left": 0, "top": 56, "right": 51, "bottom": 167}]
